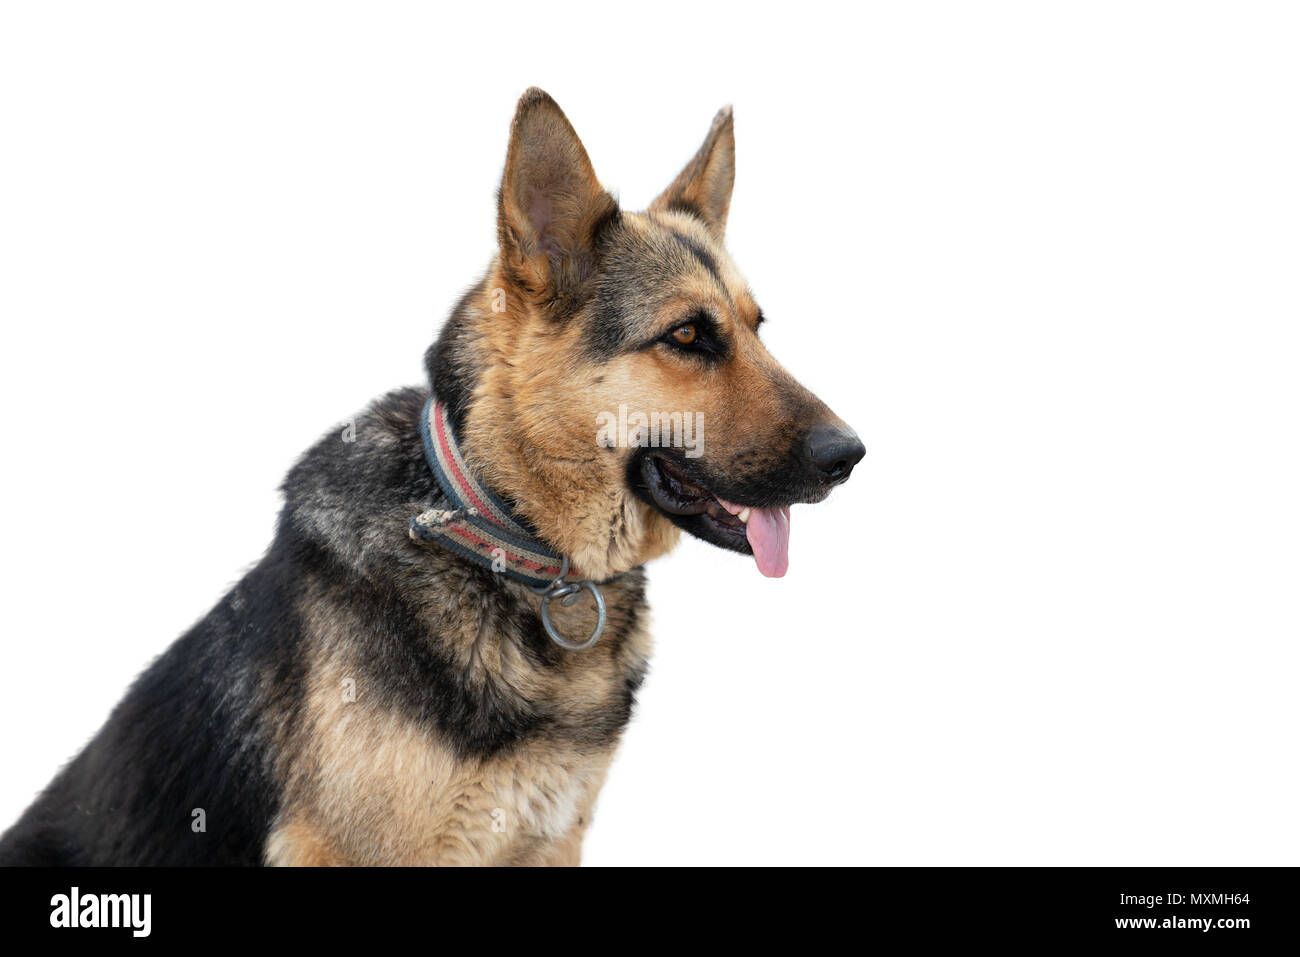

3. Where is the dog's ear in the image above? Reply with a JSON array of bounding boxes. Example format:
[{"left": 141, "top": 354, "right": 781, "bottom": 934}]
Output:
[
  {"left": 650, "top": 106, "right": 735, "bottom": 238},
  {"left": 497, "top": 88, "right": 618, "bottom": 313}
]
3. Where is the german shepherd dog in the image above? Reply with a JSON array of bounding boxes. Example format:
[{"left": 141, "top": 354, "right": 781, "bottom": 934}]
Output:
[{"left": 0, "top": 89, "right": 863, "bottom": 866}]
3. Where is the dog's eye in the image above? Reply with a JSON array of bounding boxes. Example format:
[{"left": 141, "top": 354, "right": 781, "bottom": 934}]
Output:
[{"left": 655, "top": 311, "right": 726, "bottom": 360}]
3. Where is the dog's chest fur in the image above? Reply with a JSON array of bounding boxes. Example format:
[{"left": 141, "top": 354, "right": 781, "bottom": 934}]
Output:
[
  {"left": 265, "top": 667, "right": 628, "bottom": 866},
  {"left": 262, "top": 389, "right": 653, "bottom": 865}
]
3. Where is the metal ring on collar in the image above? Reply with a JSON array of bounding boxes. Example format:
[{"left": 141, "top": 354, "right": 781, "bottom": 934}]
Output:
[{"left": 540, "top": 578, "right": 607, "bottom": 651}]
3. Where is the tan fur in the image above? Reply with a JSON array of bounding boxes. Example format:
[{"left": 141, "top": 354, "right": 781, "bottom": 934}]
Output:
[
  {"left": 264, "top": 816, "right": 350, "bottom": 867},
  {"left": 264, "top": 577, "right": 642, "bottom": 866},
  {"left": 265, "top": 91, "right": 848, "bottom": 866},
  {"left": 460, "top": 208, "right": 839, "bottom": 581}
]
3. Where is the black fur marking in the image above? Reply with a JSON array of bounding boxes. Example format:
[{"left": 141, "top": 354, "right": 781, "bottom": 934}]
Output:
[
  {"left": 586, "top": 293, "right": 633, "bottom": 359},
  {"left": 0, "top": 386, "right": 648, "bottom": 865},
  {"left": 669, "top": 229, "right": 724, "bottom": 287},
  {"left": 664, "top": 198, "right": 705, "bottom": 222},
  {"left": 0, "top": 539, "right": 310, "bottom": 865},
  {"left": 584, "top": 215, "right": 735, "bottom": 360},
  {"left": 426, "top": 280, "right": 487, "bottom": 436},
  {"left": 590, "top": 204, "right": 624, "bottom": 257}
]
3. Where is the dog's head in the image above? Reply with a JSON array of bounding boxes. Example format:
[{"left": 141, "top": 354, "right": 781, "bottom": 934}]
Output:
[{"left": 432, "top": 89, "right": 863, "bottom": 581}]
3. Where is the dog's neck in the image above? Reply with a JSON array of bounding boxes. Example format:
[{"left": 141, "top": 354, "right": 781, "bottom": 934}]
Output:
[
  {"left": 429, "top": 265, "right": 680, "bottom": 581},
  {"left": 411, "top": 396, "right": 580, "bottom": 586}
]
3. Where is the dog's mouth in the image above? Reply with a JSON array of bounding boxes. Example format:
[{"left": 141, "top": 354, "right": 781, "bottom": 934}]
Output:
[{"left": 636, "top": 454, "right": 792, "bottom": 578}]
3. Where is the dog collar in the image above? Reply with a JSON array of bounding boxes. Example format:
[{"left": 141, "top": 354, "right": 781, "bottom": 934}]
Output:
[{"left": 409, "top": 397, "right": 607, "bottom": 651}]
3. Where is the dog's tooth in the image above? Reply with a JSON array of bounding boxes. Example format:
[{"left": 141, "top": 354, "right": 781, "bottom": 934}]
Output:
[{"left": 737, "top": 508, "right": 752, "bottom": 524}]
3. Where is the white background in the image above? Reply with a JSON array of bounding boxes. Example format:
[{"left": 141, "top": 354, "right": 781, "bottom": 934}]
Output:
[{"left": 1, "top": 2, "right": 1296, "bottom": 866}]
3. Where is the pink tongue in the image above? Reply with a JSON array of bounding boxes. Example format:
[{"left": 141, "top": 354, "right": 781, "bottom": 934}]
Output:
[
  {"left": 717, "top": 498, "right": 790, "bottom": 578},
  {"left": 746, "top": 506, "right": 791, "bottom": 578}
]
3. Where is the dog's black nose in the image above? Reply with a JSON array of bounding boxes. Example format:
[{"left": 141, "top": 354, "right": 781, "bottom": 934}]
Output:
[{"left": 805, "top": 424, "right": 865, "bottom": 482}]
